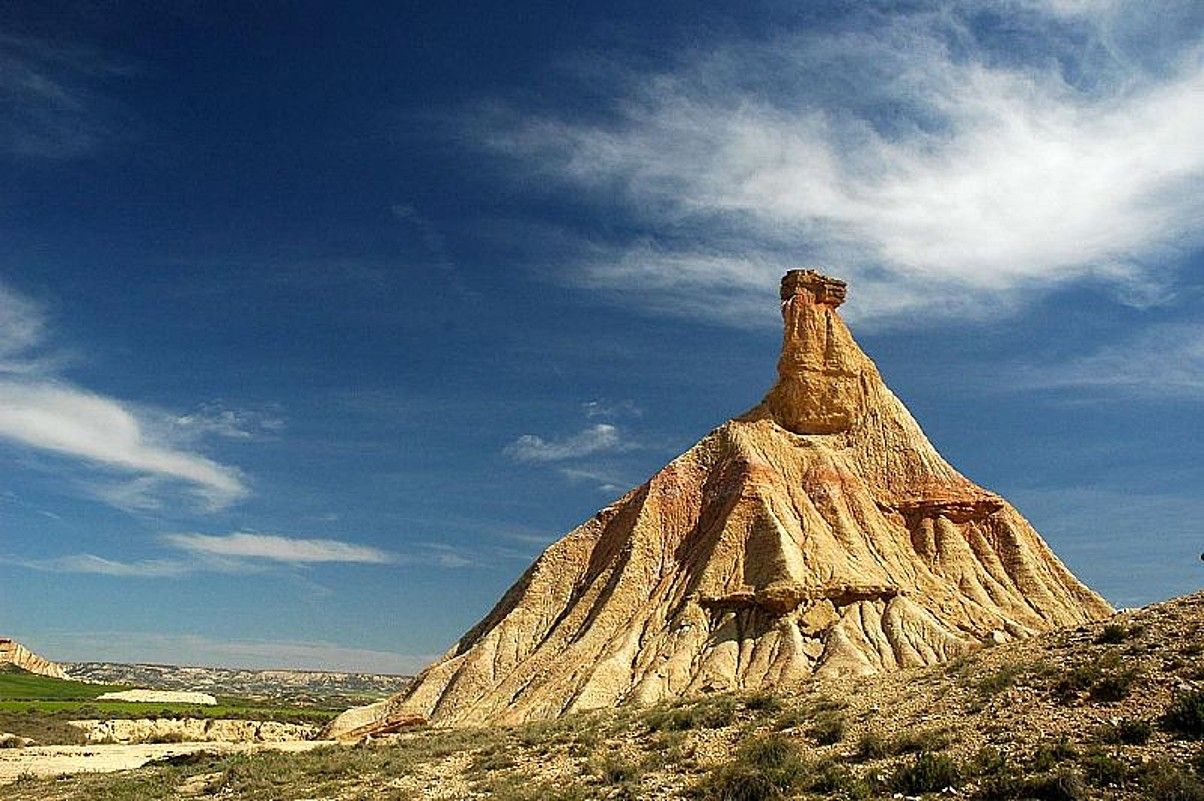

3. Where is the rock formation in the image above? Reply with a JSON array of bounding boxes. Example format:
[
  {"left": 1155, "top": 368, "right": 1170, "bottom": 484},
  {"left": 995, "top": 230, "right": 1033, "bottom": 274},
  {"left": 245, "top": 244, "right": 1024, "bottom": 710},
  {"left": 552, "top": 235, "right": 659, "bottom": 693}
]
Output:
[
  {"left": 0, "top": 638, "right": 70, "bottom": 680},
  {"left": 67, "top": 718, "right": 315, "bottom": 745},
  {"left": 329, "top": 269, "right": 1111, "bottom": 736},
  {"left": 95, "top": 689, "right": 218, "bottom": 705}
]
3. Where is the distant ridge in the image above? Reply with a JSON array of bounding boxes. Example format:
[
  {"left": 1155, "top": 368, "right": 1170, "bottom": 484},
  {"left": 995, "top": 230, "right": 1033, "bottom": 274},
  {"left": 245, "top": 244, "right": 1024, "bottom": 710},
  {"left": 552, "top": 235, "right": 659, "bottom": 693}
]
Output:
[
  {"left": 330, "top": 269, "right": 1111, "bottom": 736},
  {"left": 0, "top": 638, "right": 70, "bottom": 680}
]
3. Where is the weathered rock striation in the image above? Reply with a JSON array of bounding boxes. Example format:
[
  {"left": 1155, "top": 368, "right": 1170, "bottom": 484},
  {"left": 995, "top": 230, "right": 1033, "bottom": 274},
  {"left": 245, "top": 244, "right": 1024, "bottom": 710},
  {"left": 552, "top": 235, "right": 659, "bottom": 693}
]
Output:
[
  {"left": 67, "top": 718, "right": 316, "bottom": 745},
  {"left": 0, "top": 639, "right": 70, "bottom": 681},
  {"left": 329, "top": 270, "right": 1111, "bottom": 736}
]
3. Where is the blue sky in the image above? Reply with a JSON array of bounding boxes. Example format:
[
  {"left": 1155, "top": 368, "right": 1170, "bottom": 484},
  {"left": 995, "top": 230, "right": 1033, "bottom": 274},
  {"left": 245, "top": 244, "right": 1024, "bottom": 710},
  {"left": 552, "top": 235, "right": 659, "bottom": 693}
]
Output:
[{"left": 1, "top": 0, "right": 1201, "bottom": 672}]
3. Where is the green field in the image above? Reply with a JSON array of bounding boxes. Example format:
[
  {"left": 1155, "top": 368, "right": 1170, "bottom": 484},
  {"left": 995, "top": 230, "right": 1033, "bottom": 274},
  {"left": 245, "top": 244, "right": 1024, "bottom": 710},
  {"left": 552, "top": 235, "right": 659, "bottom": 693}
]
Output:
[
  {"left": 0, "top": 664, "right": 129, "bottom": 700},
  {"left": 0, "top": 666, "right": 339, "bottom": 744}
]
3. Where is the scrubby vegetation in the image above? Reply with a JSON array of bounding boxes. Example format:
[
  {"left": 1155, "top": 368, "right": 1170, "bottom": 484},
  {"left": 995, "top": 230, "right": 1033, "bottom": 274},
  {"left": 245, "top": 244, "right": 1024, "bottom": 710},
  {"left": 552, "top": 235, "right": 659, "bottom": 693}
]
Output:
[
  {"left": 4, "top": 595, "right": 1203, "bottom": 800},
  {"left": 1163, "top": 690, "right": 1204, "bottom": 739}
]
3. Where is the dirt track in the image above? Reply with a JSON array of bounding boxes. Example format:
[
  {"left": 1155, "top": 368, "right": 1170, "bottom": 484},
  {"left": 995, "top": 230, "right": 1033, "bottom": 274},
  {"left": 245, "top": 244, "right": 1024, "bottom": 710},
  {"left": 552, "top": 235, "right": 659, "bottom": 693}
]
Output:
[{"left": 0, "top": 740, "right": 335, "bottom": 784}]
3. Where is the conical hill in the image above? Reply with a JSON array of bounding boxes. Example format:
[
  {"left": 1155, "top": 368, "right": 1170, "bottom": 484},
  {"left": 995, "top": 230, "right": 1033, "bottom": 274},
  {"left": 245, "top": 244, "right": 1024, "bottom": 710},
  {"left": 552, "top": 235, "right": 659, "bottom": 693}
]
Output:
[{"left": 329, "top": 269, "right": 1111, "bottom": 735}]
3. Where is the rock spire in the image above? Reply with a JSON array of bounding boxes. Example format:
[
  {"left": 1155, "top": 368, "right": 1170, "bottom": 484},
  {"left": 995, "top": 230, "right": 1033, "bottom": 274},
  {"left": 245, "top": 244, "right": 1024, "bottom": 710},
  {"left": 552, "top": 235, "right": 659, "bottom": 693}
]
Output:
[{"left": 328, "top": 270, "right": 1111, "bottom": 736}]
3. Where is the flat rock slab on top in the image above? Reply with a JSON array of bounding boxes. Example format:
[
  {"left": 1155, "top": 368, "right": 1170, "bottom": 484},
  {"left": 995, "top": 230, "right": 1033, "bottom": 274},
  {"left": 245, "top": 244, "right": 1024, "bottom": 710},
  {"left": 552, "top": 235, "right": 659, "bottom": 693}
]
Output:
[{"left": 328, "top": 269, "right": 1112, "bottom": 736}]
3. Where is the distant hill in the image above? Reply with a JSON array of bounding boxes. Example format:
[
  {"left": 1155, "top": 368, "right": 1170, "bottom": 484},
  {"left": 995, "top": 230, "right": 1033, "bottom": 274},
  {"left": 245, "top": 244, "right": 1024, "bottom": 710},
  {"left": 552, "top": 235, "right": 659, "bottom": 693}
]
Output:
[
  {"left": 0, "top": 639, "right": 70, "bottom": 681},
  {"left": 65, "top": 662, "right": 411, "bottom": 706}
]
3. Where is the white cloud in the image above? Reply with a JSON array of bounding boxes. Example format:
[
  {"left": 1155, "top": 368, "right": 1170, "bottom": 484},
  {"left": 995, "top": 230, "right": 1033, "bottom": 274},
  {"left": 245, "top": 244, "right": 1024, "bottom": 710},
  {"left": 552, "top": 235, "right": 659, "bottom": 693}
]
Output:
[
  {"left": 162, "top": 532, "right": 395, "bottom": 565},
  {"left": 172, "top": 403, "right": 286, "bottom": 441},
  {"left": 1016, "top": 323, "right": 1204, "bottom": 399},
  {"left": 0, "top": 282, "right": 63, "bottom": 373},
  {"left": 504, "top": 423, "right": 630, "bottom": 462},
  {"left": 558, "top": 466, "right": 630, "bottom": 494},
  {"left": 0, "top": 33, "right": 131, "bottom": 159},
  {"left": 582, "top": 399, "right": 642, "bottom": 419},
  {"left": 0, "top": 280, "right": 250, "bottom": 510},
  {"left": 0, "top": 533, "right": 483, "bottom": 581},
  {"left": 476, "top": 2, "right": 1204, "bottom": 326},
  {"left": 0, "top": 553, "right": 188, "bottom": 578},
  {"left": 0, "top": 380, "right": 248, "bottom": 508}
]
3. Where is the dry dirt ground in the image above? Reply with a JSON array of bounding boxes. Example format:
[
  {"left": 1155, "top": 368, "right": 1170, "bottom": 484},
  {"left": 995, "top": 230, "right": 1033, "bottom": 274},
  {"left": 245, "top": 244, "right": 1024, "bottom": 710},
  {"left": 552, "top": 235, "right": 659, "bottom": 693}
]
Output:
[
  {"left": 0, "top": 740, "right": 331, "bottom": 785},
  {"left": 4, "top": 591, "right": 1202, "bottom": 800}
]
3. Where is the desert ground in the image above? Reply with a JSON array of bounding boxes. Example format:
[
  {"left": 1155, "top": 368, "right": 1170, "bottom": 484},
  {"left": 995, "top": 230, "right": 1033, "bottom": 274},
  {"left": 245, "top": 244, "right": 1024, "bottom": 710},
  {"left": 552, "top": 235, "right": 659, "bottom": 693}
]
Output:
[{"left": 2, "top": 591, "right": 1201, "bottom": 800}]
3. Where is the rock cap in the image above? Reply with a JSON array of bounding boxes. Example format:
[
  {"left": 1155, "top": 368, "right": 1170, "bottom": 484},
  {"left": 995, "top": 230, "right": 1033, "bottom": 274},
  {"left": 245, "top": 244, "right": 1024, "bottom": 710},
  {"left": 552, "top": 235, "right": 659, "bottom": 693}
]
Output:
[{"left": 781, "top": 269, "right": 847, "bottom": 307}]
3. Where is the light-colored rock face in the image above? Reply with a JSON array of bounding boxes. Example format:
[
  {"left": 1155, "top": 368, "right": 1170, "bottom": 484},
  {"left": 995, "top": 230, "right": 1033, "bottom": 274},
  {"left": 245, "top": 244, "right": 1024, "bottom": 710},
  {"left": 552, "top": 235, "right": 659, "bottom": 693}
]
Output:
[
  {"left": 67, "top": 718, "right": 316, "bottom": 745},
  {"left": 328, "top": 269, "right": 1112, "bottom": 737},
  {"left": 0, "top": 639, "right": 70, "bottom": 681},
  {"left": 95, "top": 690, "right": 218, "bottom": 705}
]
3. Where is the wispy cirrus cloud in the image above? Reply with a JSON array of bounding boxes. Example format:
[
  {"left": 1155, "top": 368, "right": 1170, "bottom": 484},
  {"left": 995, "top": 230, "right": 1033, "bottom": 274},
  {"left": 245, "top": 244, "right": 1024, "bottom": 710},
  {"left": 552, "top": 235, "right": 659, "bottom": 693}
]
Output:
[
  {"left": 504, "top": 423, "right": 632, "bottom": 462},
  {"left": 1015, "top": 323, "right": 1204, "bottom": 399},
  {"left": 162, "top": 532, "right": 395, "bottom": 565},
  {"left": 0, "top": 553, "right": 189, "bottom": 578},
  {"left": 0, "top": 531, "right": 483, "bottom": 581},
  {"left": 171, "top": 403, "right": 286, "bottom": 441},
  {"left": 0, "top": 280, "right": 250, "bottom": 510},
  {"left": 474, "top": 1, "right": 1204, "bottom": 327},
  {"left": 558, "top": 466, "right": 632, "bottom": 495},
  {"left": 0, "top": 33, "right": 133, "bottom": 159},
  {"left": 581, "top": 399, "right": 642, "bottom": 420}
]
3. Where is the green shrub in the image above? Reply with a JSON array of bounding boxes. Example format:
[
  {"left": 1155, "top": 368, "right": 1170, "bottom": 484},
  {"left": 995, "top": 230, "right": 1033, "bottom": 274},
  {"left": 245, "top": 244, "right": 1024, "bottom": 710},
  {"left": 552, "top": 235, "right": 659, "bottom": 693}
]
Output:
[
  {"left": 742, "top": 691, "right": 782, "bottom": 714},
  {"left": 772, "top": 695, "right": 846, "bottom": 731},
  {"left": 594, "top": 753, "right": 643, "bottom": 786},
  {"left": 1141, "top": 760, "right": 1204, "bottom": 801},
  {"left": 1094, "top": 624, "right": 1129, "bottom": 645},
  {"left": 1053, "top": 654, "right": 1138, "bottom": 704},
  {"left": 1031, "top": 738, "right": 1078, "bottom": 772},
  {"left": 978, "top": 767, "right": 1085, "bottom": 801},
  {"left": 1089, "top": 669, "right": 1138, "bottom": 702},
  {"left": 1163, "top": 690, "right": 1204, "bottom": 739},
  {"left": 693, "top": 767, "right": 783, "bottom": 801},
  {"left": 809, "top": 711, "right": 845, "bottom": 745},
  {"left": 1023, "top": 768, "right": 1086, "bottom": 801},
  {"left": 735, "top": 734, "right": 802, "bottom": 774},
  {"left": 692, "top": 733, "right": 806, "bottom": 801},
  {"left": 1096, "top": 717, "right": 1151, "bottom": 745},
  {"left": 1053, "top": 664, "right": 1101, "bottom": 700},
  {"left": 1079, "top": 749, "right": 1129, "bottom": 787},
  {"left": 893, "top": 727, "right": 953, "bottom": 754},
  {"left": 808, "top": 758, "right": 871, "bottom": 798},
  {"left": 854, "top": 727, "right": 952, "bottom": 761},
  {"left": 890, "top": 752, "right": 961, "bottom": 794},
  {"left": 966, "top": 746, "right": 1008, "bottom": 778},
  {"left": 648, "top": 729, "right": 690, "bottom": 760},
  {"left": 645, "top": 696, "right": 737, "bottom": 732},
  {"left": 854, "top": 730, "right": 891, "bottom": 761},
  {"left": 976, "top": 665, "right": 1022, "bottom": 696}
]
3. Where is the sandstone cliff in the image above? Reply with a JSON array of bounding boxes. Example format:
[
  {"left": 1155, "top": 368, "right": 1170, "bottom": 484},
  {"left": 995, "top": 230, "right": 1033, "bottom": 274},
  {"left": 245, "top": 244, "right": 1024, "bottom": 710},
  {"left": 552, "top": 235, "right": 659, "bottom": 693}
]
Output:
[
  {"left": 0, "top": 639, "right": 70, "bottom": 681},
  {"left": 329, "top": 270, "right": 1111, "bottom": 736}
]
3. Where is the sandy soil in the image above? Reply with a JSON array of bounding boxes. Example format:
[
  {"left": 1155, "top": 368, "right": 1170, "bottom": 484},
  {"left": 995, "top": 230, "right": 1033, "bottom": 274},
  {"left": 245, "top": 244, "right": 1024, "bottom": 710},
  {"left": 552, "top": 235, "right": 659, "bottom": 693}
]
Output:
[{"left": 0, "top": 739, "right": 335, "bottom": 784}]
